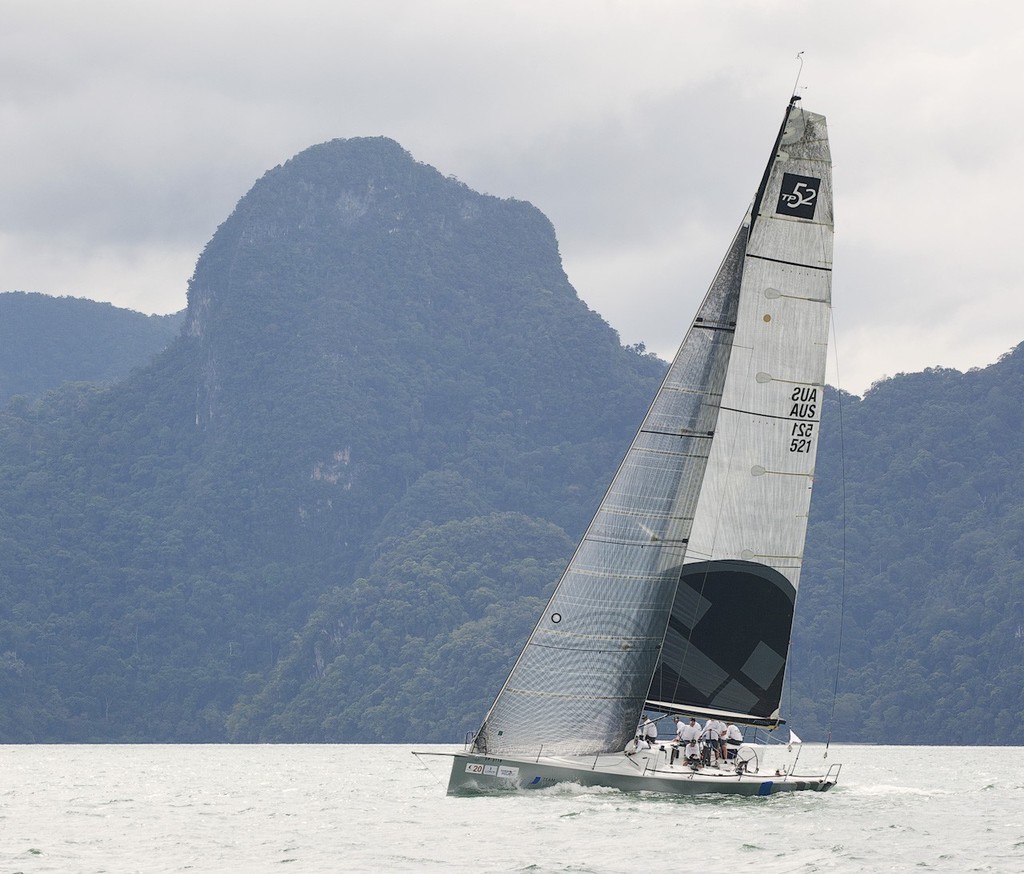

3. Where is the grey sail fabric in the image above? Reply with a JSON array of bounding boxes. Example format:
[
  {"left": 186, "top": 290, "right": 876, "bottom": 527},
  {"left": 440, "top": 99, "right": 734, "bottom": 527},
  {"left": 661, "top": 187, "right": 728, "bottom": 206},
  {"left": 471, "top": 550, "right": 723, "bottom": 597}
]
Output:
[
  {"left": 473, "top": 103, "right": 832, "bottom": 756},
  {"left": 649, "top": 106, "right": 833, "bottom": 723}
]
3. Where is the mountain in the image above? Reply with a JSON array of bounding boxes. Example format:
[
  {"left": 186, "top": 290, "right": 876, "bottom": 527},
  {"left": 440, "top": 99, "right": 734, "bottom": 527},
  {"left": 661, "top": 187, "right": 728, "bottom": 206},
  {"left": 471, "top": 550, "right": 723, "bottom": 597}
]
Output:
[
  {"left": 0, "top": 137, "right": 664, "bottom": 742},
  {"left": 0, "top": 291, "right": 184, "bottom": 404},
  {"left": 1, "top": 136, "right": 1022, "bottom": 745}
]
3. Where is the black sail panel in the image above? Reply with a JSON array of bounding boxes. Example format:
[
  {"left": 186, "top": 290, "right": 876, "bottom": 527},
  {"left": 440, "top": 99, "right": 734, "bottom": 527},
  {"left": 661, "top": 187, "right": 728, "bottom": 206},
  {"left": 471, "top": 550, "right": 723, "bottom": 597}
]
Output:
[{"left": 648, "top": 560, "right": 796, "bottom": 721}]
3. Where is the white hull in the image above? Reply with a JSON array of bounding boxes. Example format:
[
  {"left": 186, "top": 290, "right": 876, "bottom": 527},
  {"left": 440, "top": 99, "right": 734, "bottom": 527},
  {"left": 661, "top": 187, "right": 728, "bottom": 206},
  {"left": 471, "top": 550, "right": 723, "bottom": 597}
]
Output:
[{"left": 446, "top": 747, "right": 840, "bottom": 797}]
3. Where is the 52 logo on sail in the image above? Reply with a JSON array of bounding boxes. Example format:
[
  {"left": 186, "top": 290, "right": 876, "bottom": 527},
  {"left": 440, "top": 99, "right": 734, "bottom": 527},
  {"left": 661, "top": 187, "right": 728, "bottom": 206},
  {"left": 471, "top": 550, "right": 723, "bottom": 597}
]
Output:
[{"left": 776, "top": 172, "right": 821, "bottom": 220}]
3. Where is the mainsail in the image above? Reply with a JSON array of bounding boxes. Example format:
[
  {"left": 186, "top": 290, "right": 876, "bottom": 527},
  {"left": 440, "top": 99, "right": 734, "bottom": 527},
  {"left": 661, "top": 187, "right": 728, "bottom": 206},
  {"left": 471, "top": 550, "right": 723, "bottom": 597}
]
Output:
[{"left": 473, "top": 101, "right": 832, "bottom": 757}]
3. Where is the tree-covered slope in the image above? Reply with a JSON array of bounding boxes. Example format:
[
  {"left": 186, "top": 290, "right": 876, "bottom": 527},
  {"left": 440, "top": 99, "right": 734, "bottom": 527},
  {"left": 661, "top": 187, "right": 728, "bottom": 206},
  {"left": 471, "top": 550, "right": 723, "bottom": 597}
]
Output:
[
  {"left": 0, "top": 291, "right": 184, "bottom": 404},
  {"left": 226, "top": 511, "right": 573, "bottom": 743},
  {"left": 790, "top": 344, "right": 1024, "bottom": 744},
  {"left": 0, "top": 137, "right": 664, "bottom": 742}
]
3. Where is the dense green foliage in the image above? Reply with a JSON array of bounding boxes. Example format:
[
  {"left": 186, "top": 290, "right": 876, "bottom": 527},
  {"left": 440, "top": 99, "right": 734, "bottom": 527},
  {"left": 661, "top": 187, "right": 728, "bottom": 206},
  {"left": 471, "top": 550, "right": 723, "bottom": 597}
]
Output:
[
  {"left": 226, "top": 511, "right": 572, "bottom": 743},
  {"left": 1, "top": 136, "right": 1021, "bottom": 745},
  {"left": 791, "top": 352, "right": 1024, "bottom": 744},
  {"left": 0, "top": 291, "right": 183, "bottom": 404},
  {"left": 0, "top": 138, "right": 663, "bottom": 742}
]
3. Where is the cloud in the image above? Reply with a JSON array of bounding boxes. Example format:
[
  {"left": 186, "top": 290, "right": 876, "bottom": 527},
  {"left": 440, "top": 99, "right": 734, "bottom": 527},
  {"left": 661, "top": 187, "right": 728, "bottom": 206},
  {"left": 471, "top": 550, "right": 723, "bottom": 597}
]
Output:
[{"left": 3, "top": 0, "right": 1023, "bottom": 394}]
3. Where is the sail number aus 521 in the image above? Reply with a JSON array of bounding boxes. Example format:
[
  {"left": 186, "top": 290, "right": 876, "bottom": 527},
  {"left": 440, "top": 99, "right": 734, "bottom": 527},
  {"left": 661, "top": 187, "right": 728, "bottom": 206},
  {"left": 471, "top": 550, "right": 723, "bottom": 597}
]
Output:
[
  {"left": 790, "top": 421, "right": 814, "bottom": 452},
  {"left": 788, "top": 388, "right": 817, "bottom": 453}
]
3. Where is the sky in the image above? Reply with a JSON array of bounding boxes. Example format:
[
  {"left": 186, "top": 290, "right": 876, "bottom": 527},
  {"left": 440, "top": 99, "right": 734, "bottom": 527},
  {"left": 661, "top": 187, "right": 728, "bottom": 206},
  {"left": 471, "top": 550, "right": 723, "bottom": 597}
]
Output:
[{"left": 4, "top": 0, "right": 1022, "bottom": 396}]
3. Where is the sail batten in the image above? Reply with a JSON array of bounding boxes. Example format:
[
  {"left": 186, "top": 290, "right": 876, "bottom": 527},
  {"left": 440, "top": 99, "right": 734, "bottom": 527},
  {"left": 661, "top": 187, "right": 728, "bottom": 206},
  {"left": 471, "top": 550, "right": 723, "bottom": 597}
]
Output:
[{"left": 471, "top": 105, "right": 831, "bottom": 757}]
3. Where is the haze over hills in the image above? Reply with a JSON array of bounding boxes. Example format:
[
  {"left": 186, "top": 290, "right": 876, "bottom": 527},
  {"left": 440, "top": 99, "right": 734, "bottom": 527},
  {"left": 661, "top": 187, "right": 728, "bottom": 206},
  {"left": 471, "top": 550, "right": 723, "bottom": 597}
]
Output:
[
  {"left": 1, "top": 138, "right": 1021, "bottom": 745},
  {"left": 0, "top": 292, "right": 183, "bottom": 404}
]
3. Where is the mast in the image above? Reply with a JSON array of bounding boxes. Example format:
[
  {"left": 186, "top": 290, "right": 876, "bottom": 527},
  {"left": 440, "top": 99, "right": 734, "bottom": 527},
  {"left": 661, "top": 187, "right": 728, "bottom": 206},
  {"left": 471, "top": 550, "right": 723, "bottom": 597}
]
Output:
[{"left": 749, "top": 96, "right": 801, "bottom": 237}]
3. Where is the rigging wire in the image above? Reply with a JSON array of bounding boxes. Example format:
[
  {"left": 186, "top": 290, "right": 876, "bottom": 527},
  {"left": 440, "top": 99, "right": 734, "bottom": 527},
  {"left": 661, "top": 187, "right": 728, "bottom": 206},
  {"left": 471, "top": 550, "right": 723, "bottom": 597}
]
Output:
[
  {"left": 411, "top": 751, "right": 451, "bottom": 788},
  {"left": 823, "top": 308, "right": 849, "bottom": 755},
  {"left": 791, "top": 51, "right": 805, "bottom": 100}
]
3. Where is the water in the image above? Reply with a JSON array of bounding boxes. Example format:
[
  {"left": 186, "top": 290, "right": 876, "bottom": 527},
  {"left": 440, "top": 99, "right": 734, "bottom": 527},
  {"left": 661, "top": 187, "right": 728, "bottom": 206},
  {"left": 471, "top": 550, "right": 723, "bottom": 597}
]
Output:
[{"left": 1, "top": 744, "right": 1021, "bottom": 872}]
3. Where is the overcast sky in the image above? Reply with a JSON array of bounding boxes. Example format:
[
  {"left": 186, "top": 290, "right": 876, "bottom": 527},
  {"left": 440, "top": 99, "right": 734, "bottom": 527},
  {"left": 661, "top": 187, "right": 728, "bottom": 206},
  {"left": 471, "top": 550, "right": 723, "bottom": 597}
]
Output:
[{"left": 4, "top": 1, "right": 1021, "bottom": 395}]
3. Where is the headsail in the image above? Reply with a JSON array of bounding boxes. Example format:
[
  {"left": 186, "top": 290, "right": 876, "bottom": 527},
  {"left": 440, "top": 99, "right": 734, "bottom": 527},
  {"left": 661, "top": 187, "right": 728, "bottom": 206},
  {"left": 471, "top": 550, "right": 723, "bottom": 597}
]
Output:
[
  {"left": 472, "top": 230, "right": 746, "bottom": 756},
  {"left": 472, "top": 101, "right": 832, "bottom": 757}
]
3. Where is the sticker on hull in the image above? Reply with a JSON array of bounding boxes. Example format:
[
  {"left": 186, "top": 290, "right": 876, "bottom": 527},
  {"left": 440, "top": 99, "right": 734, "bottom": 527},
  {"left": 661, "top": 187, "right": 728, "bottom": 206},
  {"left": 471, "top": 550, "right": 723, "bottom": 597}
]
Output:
[{"left": 464, "top": 763, "right": 519, "bottom": 779}]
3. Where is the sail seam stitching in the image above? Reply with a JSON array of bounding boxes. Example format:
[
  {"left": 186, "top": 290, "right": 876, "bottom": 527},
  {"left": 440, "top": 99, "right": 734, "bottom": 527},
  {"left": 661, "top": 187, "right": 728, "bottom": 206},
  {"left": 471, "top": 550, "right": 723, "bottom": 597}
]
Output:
[
  {"left": 719, "top": 405, "right": 821, "bottom": 423},
  {"left": 747, "top": 253, "right": 832, "bottom": 272}
]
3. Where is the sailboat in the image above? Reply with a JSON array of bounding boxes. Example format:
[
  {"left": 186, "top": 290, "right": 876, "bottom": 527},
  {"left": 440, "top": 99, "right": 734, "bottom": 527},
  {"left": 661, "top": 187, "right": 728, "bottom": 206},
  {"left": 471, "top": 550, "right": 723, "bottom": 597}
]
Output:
[{"left": 446, "top": 98, "right": 841, "bottom": 796}]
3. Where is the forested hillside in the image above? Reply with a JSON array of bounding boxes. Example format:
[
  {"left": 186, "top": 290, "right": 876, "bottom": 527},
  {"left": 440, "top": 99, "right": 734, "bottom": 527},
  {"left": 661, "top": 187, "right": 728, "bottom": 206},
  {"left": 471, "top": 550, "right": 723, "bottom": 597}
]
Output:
[
  {"left": 1, "top": 137, "right": 1021, "bottom": 745},
  {"left": 0, "top": 137, "right": 664, "bottom": 742},
  {"left": 0, "top": 292, "right": 183, "bottom": 404},
  {"left": 791, "top": 349, "right": 1024, "bottom": 744}
]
